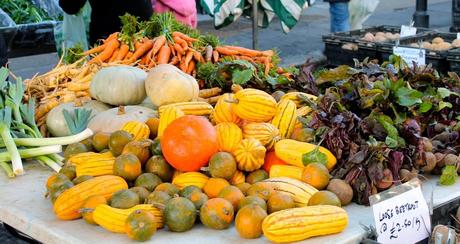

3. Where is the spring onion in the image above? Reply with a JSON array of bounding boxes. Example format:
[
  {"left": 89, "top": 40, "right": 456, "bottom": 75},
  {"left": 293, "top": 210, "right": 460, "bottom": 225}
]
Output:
[
  {"left": 0, "top": 162, "right": 13, "bottom": 178},
  {"left": 0, "top": 108, "right": 23, "bottom": 175},
  {"left": 0, "top": 145, "right": 62, "bottom": 162},
  {"left": 0, "top": 128, "right": 94, "bottom": 147}
]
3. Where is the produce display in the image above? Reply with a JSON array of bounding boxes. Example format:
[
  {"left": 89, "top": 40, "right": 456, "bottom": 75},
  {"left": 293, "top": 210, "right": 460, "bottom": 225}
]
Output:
[{"left": 408, "top": 36, "right": 460, "bottom": 51}]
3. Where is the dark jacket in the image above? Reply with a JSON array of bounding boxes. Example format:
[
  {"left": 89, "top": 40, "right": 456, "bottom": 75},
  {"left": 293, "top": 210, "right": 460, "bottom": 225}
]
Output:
[
  {"left": 59, "top": 0, "right": 153, "bottom": 45},
  {"left": 0, "top": 34, "right": 7, "bottom": 67}
]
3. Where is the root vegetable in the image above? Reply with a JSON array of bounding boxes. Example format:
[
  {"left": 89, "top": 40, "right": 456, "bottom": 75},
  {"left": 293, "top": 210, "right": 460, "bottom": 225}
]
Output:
[
  {"left": 435, "top": 152, "right": 446, "bottom": 167},
  {"left": 421, "top": 137, "right": 433, "bottom": 152},
  {"left": 376, "top": 168, "right": 393, "bottom": 190},
  {"left": 399, "top": 169, "right": 418, "bottom": 183},
  {"left": 422, "top": 152, "right": 437, "bottom": 173},
  {"left": 441, "top": 154, "right": 459, "bottom": 168}
]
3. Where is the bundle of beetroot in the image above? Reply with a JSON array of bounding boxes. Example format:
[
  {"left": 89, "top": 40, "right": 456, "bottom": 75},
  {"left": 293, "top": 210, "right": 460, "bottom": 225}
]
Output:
[{"left": 296, "top": 56, "right": 460, "bottom": 205}]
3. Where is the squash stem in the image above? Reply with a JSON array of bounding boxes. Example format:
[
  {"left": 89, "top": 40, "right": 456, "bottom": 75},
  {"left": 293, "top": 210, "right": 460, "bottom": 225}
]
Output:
[
  {"left": 10, "top": 128, "right": 93, "bottom": 147},
  {"left": 35, "top": 155, "right": 62, "bottom": 172},
  {"left": 0, "top": 162, "right": 14, "bottom": 178}
]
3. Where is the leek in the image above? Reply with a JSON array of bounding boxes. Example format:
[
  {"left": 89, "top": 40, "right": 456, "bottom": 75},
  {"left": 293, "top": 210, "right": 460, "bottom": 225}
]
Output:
[
  {"left": 0, "top": 108, "right": 23, "bottom": 175},
  {"left": 35, "top": 155, "right": 62, "bottom": 172},
  {"left": 0, "top": 162, "right": 14, "bottom": 178},
  {"left": 8, "top": 128, "right": 93, "bottom": 147},
  {"left": 0, "top": 145, "right": 62, "bottom": 162}
]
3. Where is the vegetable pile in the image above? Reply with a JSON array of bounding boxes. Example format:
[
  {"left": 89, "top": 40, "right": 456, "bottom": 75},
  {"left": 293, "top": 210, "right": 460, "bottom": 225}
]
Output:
[
  {"left": 0, "top": 0, "right": 57, "bottom": 24},
  {"left": 44, "top": 63, "right": 351, "bottom": 242},
  {"left": 296, "top": 57, "right": 460, "bottom": 204},
  {"left": 0, "top": 67, "right": 93, "bottom": 177}
]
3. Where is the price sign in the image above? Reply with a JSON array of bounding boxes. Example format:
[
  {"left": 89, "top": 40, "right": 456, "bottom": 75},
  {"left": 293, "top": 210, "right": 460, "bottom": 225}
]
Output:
[
  {"left": 393, "top": 46, "right": 425, "bottom": 67},
  {"left": 400, "top": 25, "right": 417, "bottom": 37},
  {"left": 371, "top": 184, "right": 431, "bottom": 244}
]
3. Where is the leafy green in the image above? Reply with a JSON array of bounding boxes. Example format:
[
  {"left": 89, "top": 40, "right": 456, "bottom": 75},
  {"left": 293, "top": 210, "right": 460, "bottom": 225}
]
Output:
[
  {"left": 63, "top": 108, "right": 92, "bottom": 135},
  {"left": 63, "top": 44, "right": 84, "bottom": 65},
  {"left": 395, "top": 87, "right": 423, "bottom": 107},
  {"left": 437, "top": 88, "right": 459, "bottom": 99},
  {"left": 232, "top": 69, "right": 253, "bottom": 85},
  {"left": 302, "top": 146, "right": 328, "bottom": 166},
  {"left": 374, "top": 114, "right": 405, "bottom": 148},
  {"left": 1, "top": 0, "right": 56, "bottom": 24},
  {"left": 418, "top": 101, "right": 432, "bottom": 113},
  {"left": 439, "top": 165, "right": 457, "bottom": 185}
]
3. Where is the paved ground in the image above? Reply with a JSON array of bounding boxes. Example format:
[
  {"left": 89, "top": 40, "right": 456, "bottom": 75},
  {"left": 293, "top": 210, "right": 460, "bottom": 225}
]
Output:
[{"left": 1, "top": 0, "right": 454, "bottom": 242}]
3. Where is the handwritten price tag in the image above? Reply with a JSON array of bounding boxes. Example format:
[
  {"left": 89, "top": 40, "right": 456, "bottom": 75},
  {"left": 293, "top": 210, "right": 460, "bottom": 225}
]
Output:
[
  {"left": 393, "top": 46, "right": 425, "bottom": 67},
  {"left": 400, "top": 25, "right": 417, "bottom": 37},
  {"left": 371, "top": 185, "right": 431, "bottom": 244}
]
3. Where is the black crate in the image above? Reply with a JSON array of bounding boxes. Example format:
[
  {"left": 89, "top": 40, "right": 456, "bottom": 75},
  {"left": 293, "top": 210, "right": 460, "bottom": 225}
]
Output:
[
  {"left": 379, "top": 32, "right": 458, "bottom": 73},
  {"left": 447, "top": 48, "right": 460, "bottom": 73},
  {"left": 0, "top": 21, "right": 58, "bottom": 58},
  {"left": 323, "top": 25, "right": 430, "bottom": 66}
]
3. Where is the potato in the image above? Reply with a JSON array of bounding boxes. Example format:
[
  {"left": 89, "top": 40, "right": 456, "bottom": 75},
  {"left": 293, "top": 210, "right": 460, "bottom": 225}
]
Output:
[
  {"left": 375, "top": 35, "right": 387, "bottom": 43},
  {"left": 384, "top": 32, "right": 394, "bottom": 39},
  {"left": 409, "top": 43, "right": 419, "bottom": 48},
  {"left": 422, "top": 41, "right": 432, "bottom": 49},
  {"left": 393, "top": 33, "right": 400, "bottom": 39},
  {"left": 362, "top": 32, "right": 375, "bottom": 42},
  {"left": 437, "top": 42, "right": 452, "bottom": 51},
  {"left": 452, "top": 39, "right": 460, "bottom": 48},
  {"left": 432, "top": 37, "right": 444, "bottom": 44},
  {"left": 375, "top": 32, "right": 385, "bottom": 37},
  {"left": 342, "top": 43, "right": 358, "bottom": 51},
  {"left": 326, "top": 179, "right": 353, "bottom": 206}
]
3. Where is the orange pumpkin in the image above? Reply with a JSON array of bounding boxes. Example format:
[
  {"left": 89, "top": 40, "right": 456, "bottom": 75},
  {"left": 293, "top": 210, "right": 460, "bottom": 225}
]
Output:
[
  {"left": 235, "top": 204, "right": 267, "bottom": 239},
  {"left": 262, "top": 151, "right": 287, "bottom": 172},
  {"left": 203, "top": 178, "right": 230, "bottom": 198},
  {"left": 161, "top": 116, "right": 218, "bottom": 172}
]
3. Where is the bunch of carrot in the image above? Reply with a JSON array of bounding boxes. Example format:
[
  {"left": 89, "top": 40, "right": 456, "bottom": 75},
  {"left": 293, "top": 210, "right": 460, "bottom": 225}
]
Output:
[{"left": 84, "top": 30, "right": 276, "bottom": 76}]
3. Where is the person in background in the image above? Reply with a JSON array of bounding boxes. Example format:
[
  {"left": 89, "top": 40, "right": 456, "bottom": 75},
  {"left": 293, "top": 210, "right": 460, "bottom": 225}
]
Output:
[
  {"left": 59, "top": 0, "right": 153, "bottom": 45},
  {"left": 152, "top": 0, "right": 197, "bottom": 28},
  {"left": 325, "top": 0, "right": 350, "bottom": 32},
  {"left": 0, "top": 34, "right": 7, "bottom": 67}
]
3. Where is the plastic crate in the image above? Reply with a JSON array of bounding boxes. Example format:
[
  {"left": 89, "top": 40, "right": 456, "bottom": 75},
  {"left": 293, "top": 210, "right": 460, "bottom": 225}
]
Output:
[
  {"left": 379, "top": 32, "right": 457, "bottom": 73},
  {"left": 323, "top": 25, "right": 430, "bottom": 66},
  {"left": 447, "top": 48, "right": 460, "bottom": 73},
  {"left": 0, "top": 21, "right": 58, "bottom": 58}
]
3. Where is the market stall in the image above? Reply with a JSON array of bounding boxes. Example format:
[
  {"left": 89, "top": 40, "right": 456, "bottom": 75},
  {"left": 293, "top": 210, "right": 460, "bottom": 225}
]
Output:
[{"left": 1, "top": 9, "right": 460, "bottom": 244}]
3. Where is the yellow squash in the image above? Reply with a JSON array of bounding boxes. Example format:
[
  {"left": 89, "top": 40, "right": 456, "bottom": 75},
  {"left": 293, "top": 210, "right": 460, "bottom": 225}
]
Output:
[
  {"left": 215, "top": 122, "right": 243, "bottom": 153},
  {"left": 271, "top": 99, "right": 297, "bottom": 139},
  {"left": 269, "top": 165, "right": 303, "bottom": 180},
  {"left": 211, "top": 93, "right": 241, "bottom": 125},
  {"left": 121, "top": 121, "right": 150, "bottom": 140},
  {"left": 275, "top": 139, "right": 337, "bottom": 171},
  {"left": 296, "top": 106, "right": 312, "bottom": 117},
  {"left": 75, "top": 158, "right": 115, "bottom": 177},
  {"left": 230, "top": 170, "right": 246, "bottom": 185},
  {"left": 53, "top": 175, "right": 128, "bottom": 220},
  {"left": 242, "top": 123, "right": 280, "bottom": 150},
  {"left": 157, "top": 106, "right": 184, "bottom": 138},
  {"left": 159, "top": 101, "right": 213, "bottom": 116},
  {"left": 234, "top": 138, "right": 266, "bottom": 172},
  {"left": 280, "top": 92, "right": 317, "bottom": 108},
  {"left": 67, "top": 151, "right": 114, "bottom": 166},
  {"left": 231, "top": 88, "right": 277, "bottom": 122},
  {"left": 262, "top": 205, "right": 348, "bottom": 243},
  {"left": 172, "top": 172, "right": 209, "bottom": 189},
  {"left": 93, "top": 204, "right": 163, "bottom": 233},
  {"left": 263, "top": 177, "right": 317, "bottom": 207}
]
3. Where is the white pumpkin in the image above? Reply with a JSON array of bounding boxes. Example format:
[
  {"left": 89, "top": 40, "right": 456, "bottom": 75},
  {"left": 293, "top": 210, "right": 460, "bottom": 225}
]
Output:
[
  {"left": 46, "top": 100, "right": 111, "bottom": 137},
  {"left": 90, "top": 65, "right": 147, "bottom": 106},
  {"left": 87, "top": 106, "right": 157, "bottom": 134},
  {"left": 145, "top": 64, "right": 199, "bottom": 107}
]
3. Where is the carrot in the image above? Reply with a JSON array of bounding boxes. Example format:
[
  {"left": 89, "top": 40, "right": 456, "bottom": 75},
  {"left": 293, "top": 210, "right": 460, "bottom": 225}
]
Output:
[
  {"left": 215, "top": 46, "right": 239, "bottom": 56},
  {"left": 173, "top": 43, "right": 185, "bottom": 55},
  {"left": 35, "top": 98, "right": 59, "bottom": 120},
  {"left": 237, "top": 55, "right": 253, "bottom": 62},
  {"left": 207, "top": 95, "right": 222, "bottom": 104},
  {"left": 157, "top": 45, "right": 171, "bottom": 64},
  {"left": 262, "top": 50, "right": 274, "bottom": 57},
  {"left": 134, "top": 41, "right": 142, "bottom": 51},
  {"left": 186, "top": 60, "right": 195, "bottom": 74},
  {"left": 168, "top": 56, "right": 179, "bottom": 65},
  {"left": 173, "top": 36, "right": 188, "bottom": 49},
  {"left": 148, "top": 59, "right": 156, "bottom": 69},
  {"left": 124, "top": 51, "right": 133, "bottom": 61},
  {"left": 104, "top": 32, "right": 119, "bottom": 43},
  {"left": 169, "top": 43, "right": 176, "bottom": 56},
  {"left": 179, "top": 59, "right": 187, "bottom": 72},
  {"left": 151, "top": 35, "right": 167, "bottom": 57},
  {"left": 140, "top": 54, "right": 148, "bottom": 65},
  {"left": 128, "top": 40, "right": 154, "bottom": 63},
  {"left": 264, "top": 57, "right": 271, "bottom": 76},
  {"left": 184, "top": 50, "right": 194, "bottom": 68},
  {"left": 88, "top": 39, "right": 120, "bottom": 64},
  {"left": 212, "top": 50, "right": 219, "bottom": 63},
  {"left": 199, "top": 87, "right": 222, "bottom": 98},
  {"left": 145, "top": 48, "right": 154, "bottom": 65},
  {"left": 225, "top": 46, "right": 262, "bottom": 57},
  {"left": 83, "top": 44, "right": 106, "bottom": 56},
  {"left": 172, "top": 32, "right": 198, "bottom": 43},
  {"left": 108, "top": 49, "right": 119, "bottom": 63},
  {"left": 67, "top": 82, "right": 90, "bottom": 91},
  {"left": 115, "top": 44, "right": 129, "bottom": 61},
  {"left": 193, "top": 51, "right": 204, "bottom": 63}
]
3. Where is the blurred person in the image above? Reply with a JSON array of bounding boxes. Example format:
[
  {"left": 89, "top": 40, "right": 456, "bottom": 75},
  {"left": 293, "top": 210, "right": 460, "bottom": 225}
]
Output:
[
  {"left": 59, "top": 0, "right": 153, "bottom": 44},
  {"left": 152, "top": 0, "right": 197, "bottom": 28},
  {"left": 0, "top": 34, "right": 7, "bottom": 67},
  {"left": 325, "top": 0, "right": 350, "bottom": 32}
]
